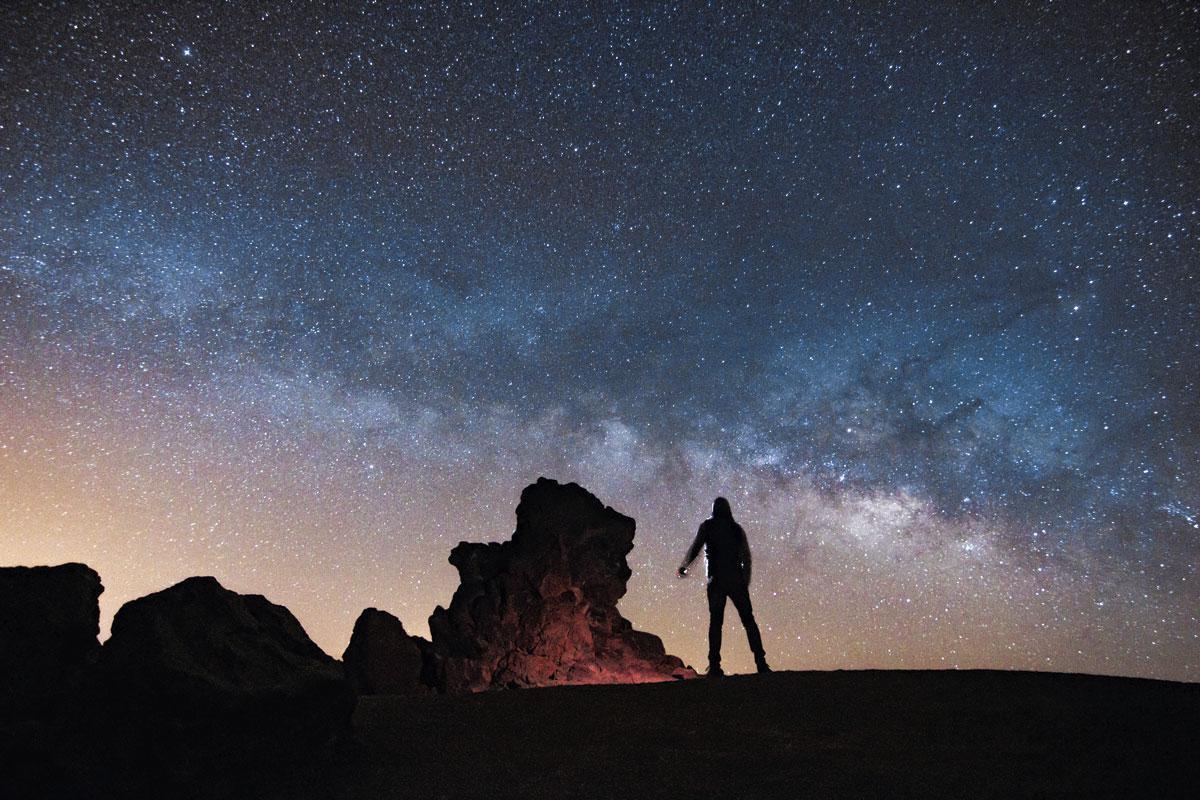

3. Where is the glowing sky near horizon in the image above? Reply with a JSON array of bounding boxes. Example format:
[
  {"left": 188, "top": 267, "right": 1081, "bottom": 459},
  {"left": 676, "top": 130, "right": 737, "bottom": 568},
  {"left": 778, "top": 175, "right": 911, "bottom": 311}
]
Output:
[{"left": 1, "top": 1, "right": 1197, "bottom": 680}]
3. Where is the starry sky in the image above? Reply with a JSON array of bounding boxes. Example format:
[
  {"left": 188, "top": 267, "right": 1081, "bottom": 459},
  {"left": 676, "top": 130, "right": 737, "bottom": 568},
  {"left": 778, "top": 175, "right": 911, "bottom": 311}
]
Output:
[{"left": 1, "top": 1, "right": 1197, "bottom": 681}]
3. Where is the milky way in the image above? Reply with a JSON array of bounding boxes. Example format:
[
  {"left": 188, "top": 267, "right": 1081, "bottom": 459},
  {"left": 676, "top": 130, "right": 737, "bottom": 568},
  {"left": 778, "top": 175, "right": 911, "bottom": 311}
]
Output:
[{"left": 1, "top": 2, "right": 1196, "bottom": 680}]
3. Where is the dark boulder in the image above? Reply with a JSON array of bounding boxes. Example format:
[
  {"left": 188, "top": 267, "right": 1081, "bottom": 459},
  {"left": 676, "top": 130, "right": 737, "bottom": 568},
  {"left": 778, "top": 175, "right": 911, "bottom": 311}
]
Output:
[
  {"left": 428, "top": 477, "right": 696, "bottom": 691},
  {"left": 0, "top": 563, "right": 104, "bottom": 797},
  {"left": 92, "top": 576, "right": 355, "bottom": 787},
  {"left": 0, "top": 562, "right": 102, "bottom": 717},
  {"left": 342, "top": 607, "right": 433, "bottom": 694}
]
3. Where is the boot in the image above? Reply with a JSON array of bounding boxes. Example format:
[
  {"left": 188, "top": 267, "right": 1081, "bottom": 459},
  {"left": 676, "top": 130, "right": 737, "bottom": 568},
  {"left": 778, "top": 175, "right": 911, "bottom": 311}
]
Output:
[{"left": 755, "top": 655, "right": 772, "bottom": 674}]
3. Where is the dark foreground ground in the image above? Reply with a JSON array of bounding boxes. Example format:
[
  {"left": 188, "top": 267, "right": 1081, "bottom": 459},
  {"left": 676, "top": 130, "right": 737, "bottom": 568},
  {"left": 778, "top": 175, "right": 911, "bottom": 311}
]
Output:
[{"left": 236, "top": 669, "right": 1199, "bottom": 800}]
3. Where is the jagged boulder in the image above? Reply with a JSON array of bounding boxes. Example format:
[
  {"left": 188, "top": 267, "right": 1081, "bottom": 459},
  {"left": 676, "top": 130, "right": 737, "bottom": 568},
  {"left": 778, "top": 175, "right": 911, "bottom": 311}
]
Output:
[
  {"left": 428, "top": 477, "right": 696, "bottom": 691},
  {"left": 92, "top": 576, "right": 355, "bottom": 784},
  {"left": 343, "top": 608, "right": 433, "bottom": 694},
  {"left": 0, "top": 563, "right": 102, "bottom": 717}
]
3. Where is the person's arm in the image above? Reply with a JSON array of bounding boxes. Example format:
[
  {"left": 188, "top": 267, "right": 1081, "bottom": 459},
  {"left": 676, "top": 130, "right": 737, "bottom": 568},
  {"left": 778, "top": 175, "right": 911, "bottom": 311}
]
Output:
[
  {"left": 677, "top": 524, "right": 706, "bottom": 577},
  {"left": 738, "top": 526, "right": 752, "bottom": 586}
]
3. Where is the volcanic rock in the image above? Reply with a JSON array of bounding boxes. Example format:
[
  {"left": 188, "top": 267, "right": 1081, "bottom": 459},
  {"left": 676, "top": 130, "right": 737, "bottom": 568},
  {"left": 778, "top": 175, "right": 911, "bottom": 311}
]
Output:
[
  {"left": 342, "top": 607, "right": 433, "bottom": 694},
  {"left": 0, "top": 563, "right": 102, "bottom": 717},
  {"left": 93, "top": 576, "right": 355, "bottom": 784},
  {"left": 427, "top": 477, "right": 696, "bottom": 691}
]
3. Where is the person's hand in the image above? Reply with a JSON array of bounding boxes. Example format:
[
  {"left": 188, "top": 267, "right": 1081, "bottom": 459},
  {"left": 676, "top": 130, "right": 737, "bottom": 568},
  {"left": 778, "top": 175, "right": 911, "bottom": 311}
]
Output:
[{"left": 676, "top": 567, "right": 688, "bottom": 579}]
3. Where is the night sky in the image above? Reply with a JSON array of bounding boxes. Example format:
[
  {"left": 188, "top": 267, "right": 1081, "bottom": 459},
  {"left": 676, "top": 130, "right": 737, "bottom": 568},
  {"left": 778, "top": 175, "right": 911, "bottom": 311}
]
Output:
[{"left": 2, "top": 1, "right": 1197, "bottom": 680}]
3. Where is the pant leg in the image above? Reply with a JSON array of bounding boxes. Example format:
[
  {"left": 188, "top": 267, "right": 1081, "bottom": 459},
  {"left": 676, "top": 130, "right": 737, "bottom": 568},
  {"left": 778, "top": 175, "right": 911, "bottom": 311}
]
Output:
[
  {"left": 727, "top": 582, "right": 765, "bottom": 659},
  {"left": 706, "top": 582, "right": 727, "bottom": 668}
]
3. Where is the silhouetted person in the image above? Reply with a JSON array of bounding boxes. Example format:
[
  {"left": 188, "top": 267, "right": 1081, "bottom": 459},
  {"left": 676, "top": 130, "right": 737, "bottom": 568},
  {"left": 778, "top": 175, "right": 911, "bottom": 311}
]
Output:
[{"left": 677, "top": 497, "right": 770, "bottom": 676}]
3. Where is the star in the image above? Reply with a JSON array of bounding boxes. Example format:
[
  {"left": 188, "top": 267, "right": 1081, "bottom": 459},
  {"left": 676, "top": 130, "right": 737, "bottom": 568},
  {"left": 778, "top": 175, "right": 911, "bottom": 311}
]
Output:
[{"left": 0, "top": 0, "right": 1195, "bottom": 682}]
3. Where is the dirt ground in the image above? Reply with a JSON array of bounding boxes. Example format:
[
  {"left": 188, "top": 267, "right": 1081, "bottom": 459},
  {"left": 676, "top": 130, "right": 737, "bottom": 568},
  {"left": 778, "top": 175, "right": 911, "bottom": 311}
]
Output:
[{"left": 242, "top": 669, "right": 1198, "bottom": 799}]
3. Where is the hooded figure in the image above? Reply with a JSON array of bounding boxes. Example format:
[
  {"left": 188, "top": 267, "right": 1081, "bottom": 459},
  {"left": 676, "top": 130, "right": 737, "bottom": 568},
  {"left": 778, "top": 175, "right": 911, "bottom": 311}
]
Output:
[{"left": 677, "top": 497, "right": 770, "bottom": 676}]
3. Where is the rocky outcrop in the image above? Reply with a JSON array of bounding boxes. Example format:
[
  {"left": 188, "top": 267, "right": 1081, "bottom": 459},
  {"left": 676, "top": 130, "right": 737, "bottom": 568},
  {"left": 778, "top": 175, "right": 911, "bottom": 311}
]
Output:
[
  {"left": 342, "top": 608, "right": 433, "bottom": 694},
  {"left": 0, "top": 563, "right": 102, "bottom": 717},
  {"left": 427, "top": 477, "right": 696, "bottom": 691},
  {"left": 93, "top": 576, "right": 355, "bottom": 783}
]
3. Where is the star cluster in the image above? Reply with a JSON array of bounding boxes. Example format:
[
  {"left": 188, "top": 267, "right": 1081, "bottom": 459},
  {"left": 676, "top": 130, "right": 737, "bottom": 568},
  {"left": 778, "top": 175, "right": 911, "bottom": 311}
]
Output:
[{"left": 1, "top": 1, "right": 1196, "bottom": 679}]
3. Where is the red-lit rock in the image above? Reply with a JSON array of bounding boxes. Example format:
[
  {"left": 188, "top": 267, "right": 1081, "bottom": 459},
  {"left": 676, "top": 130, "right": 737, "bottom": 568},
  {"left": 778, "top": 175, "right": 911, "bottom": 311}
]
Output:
[{"left": 428, "top": 477, "right": 696, "bottom": 691}]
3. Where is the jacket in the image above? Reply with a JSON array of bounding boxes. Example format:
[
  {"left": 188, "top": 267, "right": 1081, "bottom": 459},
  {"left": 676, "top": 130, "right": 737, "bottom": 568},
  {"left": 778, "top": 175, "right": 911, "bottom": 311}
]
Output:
[{"left": 680, "top": 513, "right": 752, "bottom": 586}]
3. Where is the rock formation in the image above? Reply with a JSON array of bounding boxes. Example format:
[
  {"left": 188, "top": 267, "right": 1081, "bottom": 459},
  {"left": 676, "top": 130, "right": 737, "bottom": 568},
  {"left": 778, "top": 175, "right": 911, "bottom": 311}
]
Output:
[
  {"left": 427, "top": 477, "right": 696, "bottom": 691},
  {"left": 0, "top": 563, "right": 102, "bottom": 717},
  {"left": 1, "top": 478, "right": 695, "bottom": 792},
  {"left": 342, "top": 607, "right": 432, "bottom": 694},
  {"left": 93, "top": 576, "right": 355, "bottom": 783}
]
